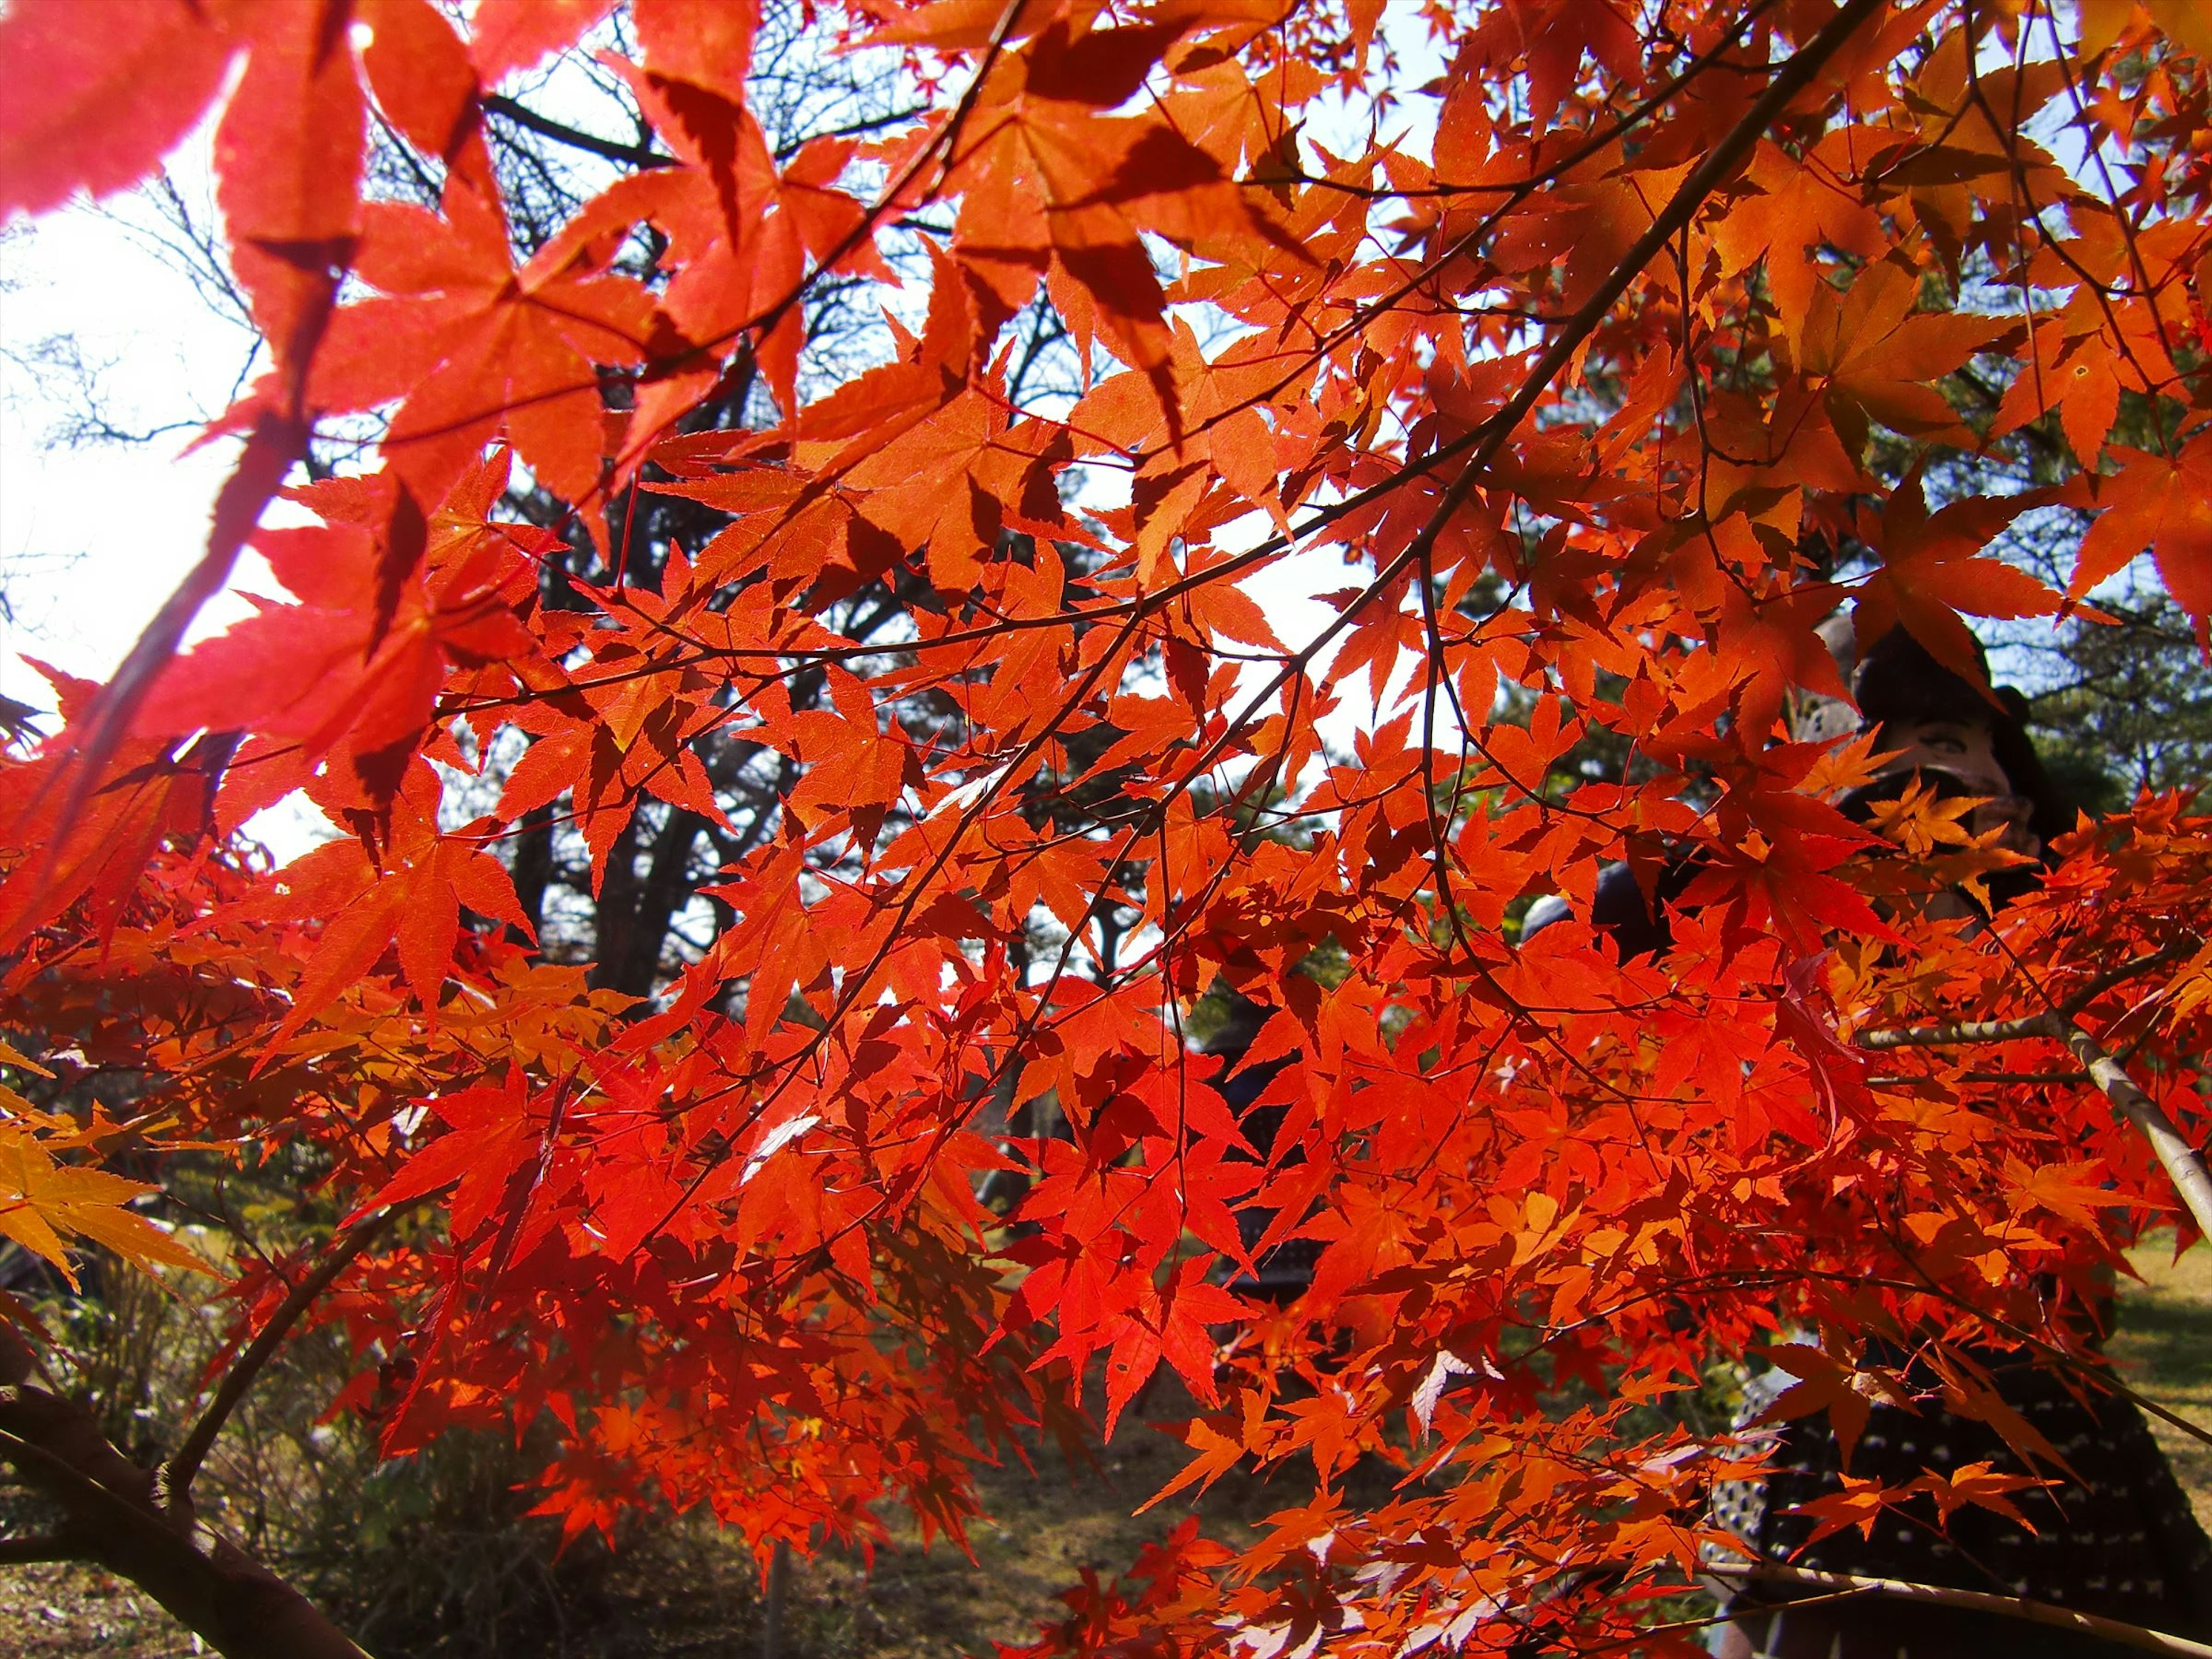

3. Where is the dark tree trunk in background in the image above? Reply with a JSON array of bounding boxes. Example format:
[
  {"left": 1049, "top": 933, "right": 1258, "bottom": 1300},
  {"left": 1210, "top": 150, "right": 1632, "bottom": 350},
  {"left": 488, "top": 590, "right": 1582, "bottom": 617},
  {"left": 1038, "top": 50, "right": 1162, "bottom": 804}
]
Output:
[
  {"left": 508, "top": 801, "right": 556, "bottom": 949},
  {"left": 599, "top": 806, "right": 706, "bottom": 997}
]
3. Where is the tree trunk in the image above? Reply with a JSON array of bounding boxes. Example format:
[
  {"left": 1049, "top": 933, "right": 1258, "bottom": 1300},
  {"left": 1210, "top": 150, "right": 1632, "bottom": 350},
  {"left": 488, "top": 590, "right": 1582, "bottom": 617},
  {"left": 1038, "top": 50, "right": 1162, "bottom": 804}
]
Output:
[
  {"left": 507, "top": 800, "right": 556, "bottom": 950},
  {"left": 606, "top": 805, "right": 706, "bottom": 997}
]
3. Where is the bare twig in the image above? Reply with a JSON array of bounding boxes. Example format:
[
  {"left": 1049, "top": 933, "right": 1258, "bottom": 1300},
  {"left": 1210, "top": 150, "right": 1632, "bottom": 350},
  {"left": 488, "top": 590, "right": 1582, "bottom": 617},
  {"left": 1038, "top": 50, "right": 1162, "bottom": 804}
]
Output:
[
  {"left": 1709, "top": 1563, "right": 2212, "bottom": 1657},
  {"left": 2057, "top": 1019, "right": 2212, "bottom": 1241},
  {"left": 483, "top": 94, "right": 674, "bottom": 169}
]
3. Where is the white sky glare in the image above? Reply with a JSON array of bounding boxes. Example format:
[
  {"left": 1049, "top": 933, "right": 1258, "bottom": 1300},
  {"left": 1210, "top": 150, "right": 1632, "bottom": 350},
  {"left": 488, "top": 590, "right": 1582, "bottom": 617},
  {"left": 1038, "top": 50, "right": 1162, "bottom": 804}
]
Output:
[
  {"left": 0, "top": 3, "right": 1448, "bottom": 717},
  {"left": 1, "top": 157, "right": 256, "bottom": 709}
]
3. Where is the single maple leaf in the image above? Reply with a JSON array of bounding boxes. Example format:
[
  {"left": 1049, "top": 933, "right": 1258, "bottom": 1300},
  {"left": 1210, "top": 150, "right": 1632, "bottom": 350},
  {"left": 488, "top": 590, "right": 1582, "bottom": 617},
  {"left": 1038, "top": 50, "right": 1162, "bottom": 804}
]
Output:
[
  {"left": 237, "top": 769, "right": 532, "bottom": 1046},
  {"left": 0, "top": 0, "right": 238, "bottom": 221},
  {"left": 1852, "top": 465, "right": 2060, "bottom": 685},
  {"left": 1990, "top": 318, "right": 2131, "bottom": 469},
  {"left": 1911, "top": 1460, "right": 2048, "bottom": 1528},
  {"left": 1141, "top": 1412, "right": 1249, "bottom": 1512},
  {"left": 1794, "top": 259, "right": 2006, "bottom": 458},
  {"left": 1790, "top": 1474, "right": 1899, "bottom": 1543},
  {"left": 2067, "top": 439, "right": 2212, "bottom": 635},
  {"left": 468, "top": 0, "right": 616, "bottom": 85},
  {"left": 0, "top": 1126, "right": 210, "bottom": 1289},
  {"left": 2003, "top": 1158, "right": 2118, "bottom": 1230},
  {"left": 1753, "top": 1342, "right": 1914, "bottom": 1472},
  {"left": 309, "top": 172, "right": 672, "bottom": 510},
  {"left": 358, "top": 0, "right": 483, "bottom": 165}
]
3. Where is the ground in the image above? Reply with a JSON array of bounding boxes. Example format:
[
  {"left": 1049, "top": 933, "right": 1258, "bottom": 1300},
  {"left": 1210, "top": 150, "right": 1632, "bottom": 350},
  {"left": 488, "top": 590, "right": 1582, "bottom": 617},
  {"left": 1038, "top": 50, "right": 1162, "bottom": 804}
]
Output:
[
  {"left": 6, "top": 1243, "right": 2211, "bottom": 1658},
  {"left": 2109, "top": 1232, "right": 2212, "bottom": 1529}
]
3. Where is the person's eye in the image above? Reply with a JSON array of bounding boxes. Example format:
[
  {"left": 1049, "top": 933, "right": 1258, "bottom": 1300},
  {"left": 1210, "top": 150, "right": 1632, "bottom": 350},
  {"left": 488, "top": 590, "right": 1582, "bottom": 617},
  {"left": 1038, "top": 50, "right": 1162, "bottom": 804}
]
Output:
[{"left": 1927, "top": 735, "right": 1965, "bottom": 753}]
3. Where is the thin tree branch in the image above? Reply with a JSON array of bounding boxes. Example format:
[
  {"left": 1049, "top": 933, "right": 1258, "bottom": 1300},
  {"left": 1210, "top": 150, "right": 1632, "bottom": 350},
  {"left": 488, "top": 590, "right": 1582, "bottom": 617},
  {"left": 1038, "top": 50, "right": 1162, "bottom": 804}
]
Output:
[
  {"left": 483, "top": 94, "right": 675, "bottom": 169},
  {"left": 1709, "top": 1563, "right": 2212, "bottom": 1657},
  {"left": 160, "top": 1213, "right": 386, "bottom": 1506},
  {"left": 1857, "top": 942, "right": 2194, "bottom": 1051},
  {"left": 0, "top": 1531, "right": 81, "bottom": 1564},
  {"left": 2056, "top": 1018, "right": 2212, "bottom": 1241},
  {"left": 1857, "top": 1014, "right": 2058, "bottom": 1050},
  {"left": 1864, "top": 1070, "right": 2089, "bottom": 1087}
]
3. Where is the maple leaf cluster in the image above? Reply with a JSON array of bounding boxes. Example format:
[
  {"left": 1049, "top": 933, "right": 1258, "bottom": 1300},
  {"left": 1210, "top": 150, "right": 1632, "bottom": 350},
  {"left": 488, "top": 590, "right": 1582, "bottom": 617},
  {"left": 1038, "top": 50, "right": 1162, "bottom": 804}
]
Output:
[{"left": 3, "top": 1, "right": 2212, "bottom": 1654}]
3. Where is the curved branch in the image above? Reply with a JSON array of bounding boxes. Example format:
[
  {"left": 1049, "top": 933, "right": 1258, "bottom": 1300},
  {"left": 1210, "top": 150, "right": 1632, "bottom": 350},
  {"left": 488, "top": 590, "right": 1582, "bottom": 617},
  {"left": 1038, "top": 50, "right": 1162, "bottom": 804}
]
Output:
[
  {"left": 1710, "top": 1563, "right": 2212, "bottom": 1657},
  {"left": 161, "top": 1213, "right": 387, "bottom": 1505},
  {"left": 0, "top": 1323, "right": 366, "bottom": 1659},
  {"left": 2057, "top": 1019, "right": 2212, "bottom": 1242}
]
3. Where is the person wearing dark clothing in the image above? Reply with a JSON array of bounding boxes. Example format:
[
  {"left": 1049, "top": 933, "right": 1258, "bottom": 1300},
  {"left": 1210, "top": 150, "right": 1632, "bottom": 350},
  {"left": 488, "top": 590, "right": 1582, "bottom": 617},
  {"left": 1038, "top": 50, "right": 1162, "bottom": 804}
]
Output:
[
  {"left": 1200, "top": 995, "right": 1318, "bottom": 1301},
  {"left": 1714, "top": 1350, "right": 2212, "bottom": 1657},
  {"left": 1528, "top": 623, "right": 2212, "bottom": 1655}
]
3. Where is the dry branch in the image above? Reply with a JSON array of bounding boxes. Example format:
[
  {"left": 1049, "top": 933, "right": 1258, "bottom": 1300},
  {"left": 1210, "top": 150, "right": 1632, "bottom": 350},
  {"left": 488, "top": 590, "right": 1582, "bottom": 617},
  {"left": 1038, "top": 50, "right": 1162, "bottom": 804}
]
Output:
[
  {"left": 0, "top": 1323, "right": 368, "bottom": 1659},
  {"left": 1710, "top": 1562, "right": 2212, "bottom": 1657},
  {"left": 1857, "top": 975, "right": 2212, "bottom": 1241}
]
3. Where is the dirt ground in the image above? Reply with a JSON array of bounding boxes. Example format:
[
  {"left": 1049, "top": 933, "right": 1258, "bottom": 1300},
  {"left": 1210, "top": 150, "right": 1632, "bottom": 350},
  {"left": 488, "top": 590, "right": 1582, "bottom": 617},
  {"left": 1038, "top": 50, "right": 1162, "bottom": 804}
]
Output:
[{"left": 9, "top": 1242, "right": 2212, "bottom": 1659}]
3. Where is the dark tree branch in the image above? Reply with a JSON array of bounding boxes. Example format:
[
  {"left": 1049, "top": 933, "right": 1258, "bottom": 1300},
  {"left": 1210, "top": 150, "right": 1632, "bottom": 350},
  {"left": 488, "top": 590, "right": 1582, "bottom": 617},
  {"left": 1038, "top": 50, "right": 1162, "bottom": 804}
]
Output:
[
  {"left": 160, "top": 1214, "right": 386, "bottom": 1504},
  {"left": 0, "top": 1325, "right": 367, "bottom": 1658},
  {"left": 607, "top": 805, "right": 706, "bottom": 995},
  {"left": 509, "top": 800, "right": 557, "bottom": 948},
  {"left": 1710, "top": 1563, "right": 2212, "bottom": 1657},
  {"left": 483, "top": 94, "right": 675, "bottom": 170},
  {"left": 0, "top": 1531, "right": 82, "bottom": 1564}
]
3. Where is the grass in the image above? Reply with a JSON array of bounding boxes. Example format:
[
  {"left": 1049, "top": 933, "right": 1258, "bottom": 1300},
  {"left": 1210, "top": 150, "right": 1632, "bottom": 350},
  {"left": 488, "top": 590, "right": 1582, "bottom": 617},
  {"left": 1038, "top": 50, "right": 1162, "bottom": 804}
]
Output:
[{"left": 2112, "top": 1231, "right": 2212, "bottom": 1524}]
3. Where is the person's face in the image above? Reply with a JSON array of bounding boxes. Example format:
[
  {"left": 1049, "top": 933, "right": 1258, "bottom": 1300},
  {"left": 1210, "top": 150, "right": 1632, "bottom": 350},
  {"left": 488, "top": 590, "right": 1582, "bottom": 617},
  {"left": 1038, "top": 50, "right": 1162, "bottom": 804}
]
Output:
[{"left": 1875, "top": 717, "right": 2040, "bottom": 859}]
